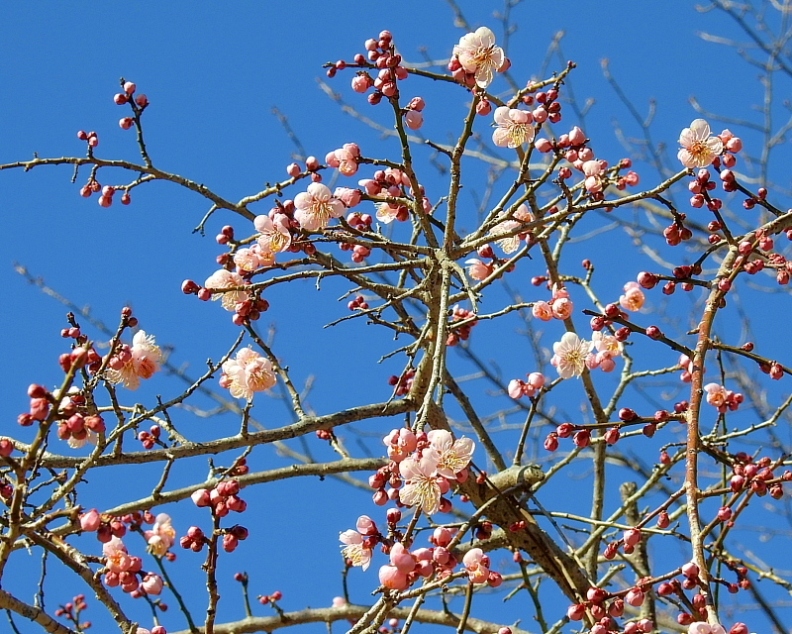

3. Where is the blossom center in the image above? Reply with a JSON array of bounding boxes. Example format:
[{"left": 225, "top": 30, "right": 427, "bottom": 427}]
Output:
[{"left": 689, "top": 140, "right": 708, "bottom": 160}]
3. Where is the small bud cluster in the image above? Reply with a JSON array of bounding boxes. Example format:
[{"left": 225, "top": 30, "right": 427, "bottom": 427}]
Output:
[
  {"left": 138, "top": 425, "right": 163, "bottom": 449},
  {"left": 187, "top": 479, "right": 250, "bottom": 550},
  {"left": 55, "top": 594, "right": 91, "bottom": 631},
  {"left": 729, "top": 454, "right": 788, "bottom": 498},
  {"left": 446, "top": 305, "right": 477, "bottom": 346},
  {"left": 387, "top": 368, "right": 415, "bottom": 397},
  {"left": 339, "top": 30, "right": 408, "bottom": 104},
  {"left": 191, "top": 478, "right": 247, "bottom": 517},
  {"left": 258, "top": 589, "right": 283, "bottom": 605}
]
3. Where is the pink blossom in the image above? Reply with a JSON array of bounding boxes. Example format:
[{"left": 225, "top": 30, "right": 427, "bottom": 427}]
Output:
[
  {"left": 678, "top": 119, "right": 724, "bottom": 168},
  {"left": 384, "top": 428, "right": 418, "bottom": 462},
  {"left": 204, "top": 269, "right": 250, "bottom": 311},
  {"left": 405, "top": 111, "right": 423, "bottom": 130},
  {"left": 141, "top": 572, "right": 164, "bottom": 595},
  {"left": 551, "top": 332, "right": 591, "bottom": 379},
  {"left": 334, "top": 187, "right": 362, "bottom": 208},
  {"left": 399, "top": 452, "right": 442, "bottom": 515},
  {"left": 103, "top": 536, "right": 133, "bottom": 573},
  {"left": 389, "top": 542, "right": 415, "bottom": 573},
  {"left": 355, "top": 515, "right": 378, "bottom": 536},
  {"left": 254, "top": 214, "right": 292, "bottom": 254},
  {"left": 106, "top": 331, "right": 163, "bottom": 390},
  {"left": 453, "top": 27, "right": 504, "bottom": 88},
  {"left": 191, "top": 488, "right": 210, "bottom": 507},
  {"left": 358, "top": 178, "right": 380, "bottom": 196},
  {"left": 582, "top": 159, "right": 604, "bottom": 193},
  {"left": 551, "top": 297, "right": 573, "bottom": 320},
  {"left": 462, "top": 548, "right": 490, "bottom": 584},
  {"left": 427, "top": 429, "right": 475, "bottom": 479},
  {"left": 532, "top": 301, "right": 553, "bottom": 321},
  {"left": 293, "top": 183, "right": 345, "bottom": 231},
  {"left": 80, "top": 508, "right": 102, "bottom": 532},
  {"left": 375, "top": 199, "right": 401, "bottom": 224},
  {"left": 619, "top": 281, "right": 646, "bottom": 312},
  {"left": 490, "top": 204, "right": 533, "bottom": 253},
  {"left": 234, "top": 245, "right": 274, "bottom": 272},
  {"left": 327, "top": 144, "right": 360, "bottom": 176},
  {"left": 221, "top": 347, "right": 277, "bottom": 400},
  {"left": 378, "top": 564, "right": 409, "bottom": 590},
  {"left": 492, "top": 107, "right": 535, "bottom": 148},
  {"left": 465, "top": 258, "right": 492, "bottom": 281},
  {"left": 339, "top": 529, "right": 373, "bottom": 570},
  {"left": 528, "top": 372, "right": 545, "bottom": 390},
  {"left": 145, "top": 513, "right": 176, "bottom": 556},
  {"left": 507, "top": 379, "right": 524, "bottom": 399},
  {"left": 591, "top": 331, "right": 622, "bottom": 358},
  {"left": 705, "top": 383, "right": 729, "bottom": 408}
]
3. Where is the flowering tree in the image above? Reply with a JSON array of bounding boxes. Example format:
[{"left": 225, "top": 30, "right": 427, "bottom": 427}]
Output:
[{"left": 3, "top": 3, "right": 792, "bottom": 634}]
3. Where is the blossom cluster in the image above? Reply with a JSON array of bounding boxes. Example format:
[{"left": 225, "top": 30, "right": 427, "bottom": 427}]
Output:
[
  {"left": 531, "top": 283, "right": 574, "bottom": 322},
  {"left": 79, "top": 509, "right": 171, "bottom": 598},
  {"left": 378, "top": 428, "right": 475, "bottom": 515},
  {"left": 339, "top": 515, "right": 501, "bottom": 593},
  {"left": 106, "top": 330, "right": 163, "bottom": 390}
]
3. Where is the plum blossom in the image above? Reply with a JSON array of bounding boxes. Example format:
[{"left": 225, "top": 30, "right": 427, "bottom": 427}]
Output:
[
  {"left": 339, "top": 529, "right": 373, "bottom": 570},
  {"left": 492, "top": 107, "right": 535, "bottom": 148},
  {"left": 703, "top": 383, "right": 743, "bottom": 412},
  {"left": 334, "top": 187, "right": 362, "bottom": 208},
  {"left": 619, "top": 281, "right": 646, "bottom": 312},
  {"left": 326, "top": 143, "right": 361, "bottom": 177},
  {"left": 80, "top": 508, "right": 102, "bottom": 532},
  {"left": 375, "top": 199, "right": 401, "bottom": 224},
  {"left": 233, "top": 245, "right": 274, "bottom": 272},
  {"left": 453, "top": 27, "right": 504, "bottom": 88},
  {"left": 399, "top": 452, "right": 442, "bottom": 515},
  {"left": 678, "top": 119, "right": 724, "bottom": 168},
  {"left": 220, "top": 348, "right": 276, "bottom": 400},
  {"left": 103, "top": 536, "right": 133, "bottom": 573},
  {"left": 465, "top": 258, "right": 493, "bottom": 281},
  {"left": 293, "top": 183, "right": 345, "bottom": 231},
  {"left": 379, "top": 563, "right": 409, "bottom": 590},
  {"left": 106, "top": 330, "right": 163, "bottom": 390},
  {"left": 384, "top": 428, "right": 418, "bottom": 463},
  {"left": 204, "top": 269, "right": 250, "bottom": 311},
  {"left": 427, "top": 430, "right": 475, "bottom": 479},
  {"left": 705, "top": 383, "right": 729, "bottom": 408},
  {"left": 687, "top": 624, "right": 727, "bottom": 634},
  {"left": 532, "top": 301, "right": 553, "bottom": 321},
  {"left": 254, "top": 214, "right": 292, "bottom": 254},
  {"left": 490, "top": 203, "right": 534, "bottom": 253},
  {"left": 582, "top": 159, "right": 605, "bottom": 193},
  {"left": 141, "top": 572, "right": 164, "bottom": 595},
  {"left": 462, "top": 548, "right": 490, "bottom": 584},
  {"left": 551, "top": 332, "right": 591, "bottom": 379},
  {"left": 145, "top": 513, "right": 176, "bottom": 557},
  {"left": 591, "top": 331, "right": 622, "bottom": 372}
]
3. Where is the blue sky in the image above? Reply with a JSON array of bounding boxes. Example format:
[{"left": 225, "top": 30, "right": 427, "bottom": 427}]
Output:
[{"left": 2, "top": 2, "right": 791, "bottom": 633}]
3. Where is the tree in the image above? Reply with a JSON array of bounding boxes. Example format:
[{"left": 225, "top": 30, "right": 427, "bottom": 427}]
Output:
[{"left": 1, "top": 2, "right": 792, "bottom": 633}]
